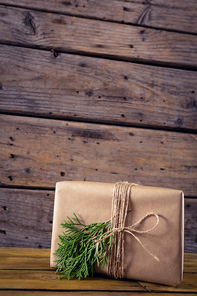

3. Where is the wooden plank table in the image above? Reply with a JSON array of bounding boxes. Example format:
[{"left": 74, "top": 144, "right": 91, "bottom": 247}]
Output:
[{"left": 0, "top": 248, "right": 197, "bottom": 295}]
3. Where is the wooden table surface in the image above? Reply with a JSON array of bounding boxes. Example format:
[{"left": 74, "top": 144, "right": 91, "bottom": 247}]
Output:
[{"left": 0, "top": 248, "right": 197, "bottom": 295}]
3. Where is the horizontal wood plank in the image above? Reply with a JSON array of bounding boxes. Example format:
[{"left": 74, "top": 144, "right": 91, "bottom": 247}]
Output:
[
  {"left": 0, "top": 247, "right": 50, "bottom": 259},
  {"left": 0, "top": 270, "right": 143, "bottom": 291},
  {"left": 0, "top": 45, "right": 197, "bottom": 130},
  {"left": 1, "top": 0, "right": 197, "bottom": 34},
  {"left": 0, "top": 270, "right": 196, "bottom": 293},
  {"left": 0, "top": 248, "right": 196, "bottom": 292},
  {"left": 0, "top": 115, "right": 196, "bottom": 196},
  {"left": 184, "top": 199, "right": 197, "bottom": 253},
  {"left": 139, "top": 273, "right": 197, "bottom": 293},
  {"left": 184, "top": 253, "right": 197, "bottom": 272},
  {"left": 140, "top": 273, "right": 197, "bottom": 293},
  {"left": 0, "top": 6, "right": 197, "bottom": 67},
  {"left": 0, "top": 189, "right": 54, "bottom": 249},
  {"left": 0, "top": 188, "right": 197, "bottom": 252},
  {"left": 0, "top": 248, "right": 196, "bottom": 270}
]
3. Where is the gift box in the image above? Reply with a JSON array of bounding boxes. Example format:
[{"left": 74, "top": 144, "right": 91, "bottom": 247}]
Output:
[{"left": 50, "top": 181, "right": 184, "bottom": 286}]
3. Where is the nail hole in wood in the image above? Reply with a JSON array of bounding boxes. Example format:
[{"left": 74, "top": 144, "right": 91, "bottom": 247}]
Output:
[
  {"left": 0, "top": 230, "right": 6, "bottom": 234},
  {"left": 86, "top": 90, "right": 92, "bottom": 97},
  {"left": 177, "top": 118, "right": 182, "bottom": 125},
  {"left": 63, "top": 1, "right": 71, "bottom": 5}
]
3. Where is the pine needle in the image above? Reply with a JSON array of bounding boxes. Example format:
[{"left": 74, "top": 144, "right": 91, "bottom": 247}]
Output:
[{"left": 53, "top": 213, "right": 113, "bottom": 280}]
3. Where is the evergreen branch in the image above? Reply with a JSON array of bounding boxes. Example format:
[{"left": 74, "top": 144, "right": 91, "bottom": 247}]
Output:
[{"left": 53, "top": 213, "right": 113, "bottom": 280}]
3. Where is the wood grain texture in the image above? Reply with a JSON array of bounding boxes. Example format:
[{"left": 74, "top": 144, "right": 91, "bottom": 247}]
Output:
[
  {"left": 0, "top": 270, "right": 143, "bottom": 291},
  {"left": 184, "top": 253, "right": 197, "bottom": 272},
  {"left": 0, "top": 6, "right": 197, "bottom": 67},
  {"left": 1, "top": 0, "right": 197, "bottom": 34},
  {"left": 0, "top": 190, "right": 196, "bottom": 252},
  {"left": 0, "top": 45, "right": 197, "bottom": 130},
  {"left": 184, "top": 199, "right": 197, "bottom": 252},
  {"left": 0, "top": 248, "right": 196, "bottom": 293},
  {"left": 0, "top": 270, "right": 196, "bottom": 293},
  {"left": 0, "top": 115, "right": 196, "bottom": 196},
  {"left": 0, "top": 189, "right": 54, "bottom": 249},
  {"left": 138, "top": 273, "right": 197, "bottom": 293},
  {"left": 0, "top": 247, "right": 50, "bottom": 259}
]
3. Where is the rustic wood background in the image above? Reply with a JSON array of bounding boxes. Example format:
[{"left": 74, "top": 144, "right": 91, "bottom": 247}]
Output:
[{"left": 0, "top": 0, "right": 196, "bottom": 252}]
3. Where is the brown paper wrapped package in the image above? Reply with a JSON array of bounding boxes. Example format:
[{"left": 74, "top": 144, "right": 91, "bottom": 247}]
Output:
[{"left": 50, "top": 181, "right": 184, "bottom": 286}]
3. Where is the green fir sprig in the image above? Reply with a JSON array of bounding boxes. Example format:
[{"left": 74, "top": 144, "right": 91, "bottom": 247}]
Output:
[{"left": 53, "top": 213, "right": 114, "bottom": 280}]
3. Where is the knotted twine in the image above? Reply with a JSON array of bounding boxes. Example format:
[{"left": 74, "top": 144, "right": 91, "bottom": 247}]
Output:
[{"left": 95, "top": 182, "right": 159, "bottom": 279}]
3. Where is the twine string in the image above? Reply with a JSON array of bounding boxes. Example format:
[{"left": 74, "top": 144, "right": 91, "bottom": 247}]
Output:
[{"left": 94, "top": 182, "right": 160, "bottom": 279}]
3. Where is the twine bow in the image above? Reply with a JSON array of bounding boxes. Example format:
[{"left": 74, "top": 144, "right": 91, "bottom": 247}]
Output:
[{"left": 95, "top": 182, "right": 160, "bottom": 279}]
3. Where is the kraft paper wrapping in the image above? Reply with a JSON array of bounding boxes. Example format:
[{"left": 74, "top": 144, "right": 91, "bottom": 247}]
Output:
[{"left": 50, "top": 181, "right": 184, "bottom": 286}]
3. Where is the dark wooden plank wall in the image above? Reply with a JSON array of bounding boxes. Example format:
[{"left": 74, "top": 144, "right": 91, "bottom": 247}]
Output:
[
  {"left": 1, "top": 0, "right": 197, "bottom": 34},
  {"left": 0, "top": 6, "right": 197, "bottom": 68},
  {"left": 0, "top": 0, "right": 196, "bottom": 252}
]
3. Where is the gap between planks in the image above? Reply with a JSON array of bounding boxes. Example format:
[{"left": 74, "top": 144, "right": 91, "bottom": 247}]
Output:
[
  {"left": 0, "top": 114, "right": 196, "bottom": 196},
  {"left": 0, "top": 5, "right": 197, "bottom": 69},
  {"left": 0, "top": 188, "right": 197, "bottom": 252},
  {"left": 1, "top": 41, "right": 197, "bottom": 72},
  {"left": 0, "top": 44, "right": 197, "bottom": 132},
  {"left": 0, "top": 0, "right": 197, "bottom": 35}
]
